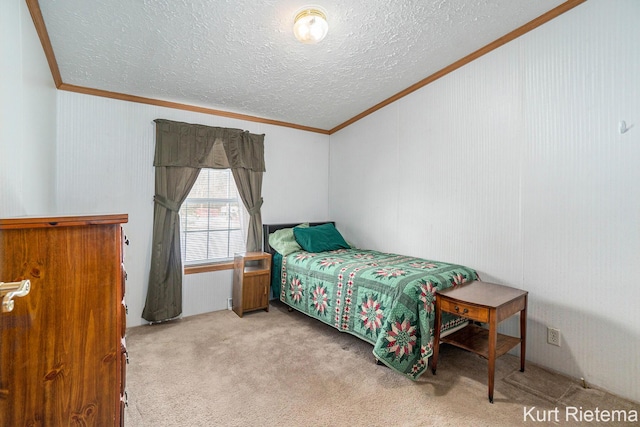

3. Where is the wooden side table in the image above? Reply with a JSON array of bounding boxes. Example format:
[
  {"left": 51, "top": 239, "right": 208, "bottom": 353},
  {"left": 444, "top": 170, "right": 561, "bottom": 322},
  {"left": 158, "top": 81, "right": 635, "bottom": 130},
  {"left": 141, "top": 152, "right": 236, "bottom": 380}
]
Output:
[
  {"left": 431, "top": 280, "right": 528, "bottom": 403},
  {"left": 232, "top": 251, "right": 272, "bottom": 317}
]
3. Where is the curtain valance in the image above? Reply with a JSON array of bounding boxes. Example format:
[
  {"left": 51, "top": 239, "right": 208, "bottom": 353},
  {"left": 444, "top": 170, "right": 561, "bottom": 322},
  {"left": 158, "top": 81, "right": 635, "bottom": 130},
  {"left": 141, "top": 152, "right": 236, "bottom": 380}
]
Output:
[{"left": 153, "top": 119, "right": 265, "bottom": 172}]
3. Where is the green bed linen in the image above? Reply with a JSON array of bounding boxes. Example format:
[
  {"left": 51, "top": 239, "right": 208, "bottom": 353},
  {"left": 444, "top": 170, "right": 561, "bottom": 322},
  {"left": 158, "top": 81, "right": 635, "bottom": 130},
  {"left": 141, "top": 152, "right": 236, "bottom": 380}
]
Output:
[
  {"left": 270, "top": 251, "right": 283, "bottom": 300},
  {"left": 279, "top": 248, "right": 477, "bottom": 379}
]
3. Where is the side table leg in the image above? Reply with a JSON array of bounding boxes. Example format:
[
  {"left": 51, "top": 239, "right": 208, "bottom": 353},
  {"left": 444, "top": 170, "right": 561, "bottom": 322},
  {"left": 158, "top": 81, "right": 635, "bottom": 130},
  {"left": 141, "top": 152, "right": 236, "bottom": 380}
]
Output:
[
  {"left": 488, "top": 316, "right": 497, "bottom": 403},
  {"left": 520, "top": 295, "right": 528, "bottom": 372}
]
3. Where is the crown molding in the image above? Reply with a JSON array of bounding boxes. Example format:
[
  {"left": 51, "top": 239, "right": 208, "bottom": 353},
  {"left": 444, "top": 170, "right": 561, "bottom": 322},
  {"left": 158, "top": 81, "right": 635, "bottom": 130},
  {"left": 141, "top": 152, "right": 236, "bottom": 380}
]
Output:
[{"left": 26, "top": 0, "right": 586, "bottom": 136}]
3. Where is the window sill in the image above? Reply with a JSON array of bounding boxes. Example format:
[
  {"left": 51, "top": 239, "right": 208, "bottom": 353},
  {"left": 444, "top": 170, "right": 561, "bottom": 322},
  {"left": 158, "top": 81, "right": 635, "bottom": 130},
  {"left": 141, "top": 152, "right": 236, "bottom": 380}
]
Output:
[{"left": 184, "top": 261, "right": 234, "bottom": 275}]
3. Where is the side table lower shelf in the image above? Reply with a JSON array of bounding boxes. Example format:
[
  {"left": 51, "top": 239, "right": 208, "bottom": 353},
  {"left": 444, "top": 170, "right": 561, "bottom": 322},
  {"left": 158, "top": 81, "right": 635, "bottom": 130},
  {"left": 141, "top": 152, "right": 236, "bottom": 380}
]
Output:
[{"left": 440, "top": 324, "right": 522, "bottom": 360}]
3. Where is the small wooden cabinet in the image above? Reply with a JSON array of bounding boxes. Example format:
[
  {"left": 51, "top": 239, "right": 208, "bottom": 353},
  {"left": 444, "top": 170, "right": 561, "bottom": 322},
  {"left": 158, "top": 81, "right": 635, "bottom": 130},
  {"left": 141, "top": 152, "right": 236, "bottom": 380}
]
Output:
[{"left": 232, "top": 252, "right": 271, "bottom": 317}]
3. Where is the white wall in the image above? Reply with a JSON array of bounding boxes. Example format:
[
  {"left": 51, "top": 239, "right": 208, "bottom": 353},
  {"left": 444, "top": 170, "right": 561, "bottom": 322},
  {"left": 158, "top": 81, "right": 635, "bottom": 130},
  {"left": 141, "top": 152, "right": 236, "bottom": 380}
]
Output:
[
  {"left": 0, "top": 0, "right": 57, "bottom": 217},
  {"left": 329, "top": 0, "right": 640, "bottom": 402},
  {"left": 55, "top": 92, "right": 330, "bottom": 327},
  {"left": 7, "top": 0, "right": 637, "bottom": 403}
]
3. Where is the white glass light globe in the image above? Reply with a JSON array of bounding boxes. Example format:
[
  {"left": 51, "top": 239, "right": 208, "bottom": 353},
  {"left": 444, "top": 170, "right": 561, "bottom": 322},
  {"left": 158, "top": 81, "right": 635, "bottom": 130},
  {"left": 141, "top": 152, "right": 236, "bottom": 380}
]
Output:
[{"left": 293, "top": 8, "right": 328, "bottom": 44}]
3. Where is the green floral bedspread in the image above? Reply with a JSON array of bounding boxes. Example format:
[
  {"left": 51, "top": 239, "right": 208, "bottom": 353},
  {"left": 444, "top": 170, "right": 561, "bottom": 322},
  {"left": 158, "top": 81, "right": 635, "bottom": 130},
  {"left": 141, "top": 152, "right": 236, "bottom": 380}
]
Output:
[{"left": 280, "top": 248, "right": 477, "bottom": 379}]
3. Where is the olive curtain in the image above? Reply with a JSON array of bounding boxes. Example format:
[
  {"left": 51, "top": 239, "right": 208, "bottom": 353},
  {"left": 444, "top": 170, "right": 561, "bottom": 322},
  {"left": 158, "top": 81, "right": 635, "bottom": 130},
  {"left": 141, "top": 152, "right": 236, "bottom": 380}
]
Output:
[{"left": 142, "top": 119, "right": 266, "bottom": 323}]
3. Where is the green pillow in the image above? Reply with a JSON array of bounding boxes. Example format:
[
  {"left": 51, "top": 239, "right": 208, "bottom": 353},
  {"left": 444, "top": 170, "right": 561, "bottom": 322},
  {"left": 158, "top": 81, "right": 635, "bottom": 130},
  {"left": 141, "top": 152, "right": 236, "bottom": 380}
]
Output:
[
  {"left": 268, "top": 223, "right": 309, "bottom": 256},
  {"left": 293, "top": 223, "right": 350, "bottom": 253}
]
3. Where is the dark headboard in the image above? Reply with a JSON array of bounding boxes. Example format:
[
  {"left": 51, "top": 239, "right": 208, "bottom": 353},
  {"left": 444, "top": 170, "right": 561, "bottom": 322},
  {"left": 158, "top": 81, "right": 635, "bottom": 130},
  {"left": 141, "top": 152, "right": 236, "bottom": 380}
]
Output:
[{"left": 262, "top": 222, "right": 335, "bottom": 255}]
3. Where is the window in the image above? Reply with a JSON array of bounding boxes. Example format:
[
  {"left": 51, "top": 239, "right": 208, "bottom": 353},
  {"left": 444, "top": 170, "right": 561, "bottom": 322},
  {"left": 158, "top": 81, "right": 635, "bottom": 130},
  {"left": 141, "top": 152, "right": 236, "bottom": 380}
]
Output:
[{"left": 179, "top": 169, "right": 247, "bottom": 265}]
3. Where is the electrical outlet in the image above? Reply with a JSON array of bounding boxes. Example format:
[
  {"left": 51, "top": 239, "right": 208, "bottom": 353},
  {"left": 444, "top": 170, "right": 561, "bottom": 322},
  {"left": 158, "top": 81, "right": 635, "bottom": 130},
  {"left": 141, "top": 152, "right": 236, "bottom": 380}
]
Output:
[
  {"left": 227, "top": 298, "right": 233, "bottom": 310},
  {"left": 547, "top": 327, "right": 561, "bottom": 346}
]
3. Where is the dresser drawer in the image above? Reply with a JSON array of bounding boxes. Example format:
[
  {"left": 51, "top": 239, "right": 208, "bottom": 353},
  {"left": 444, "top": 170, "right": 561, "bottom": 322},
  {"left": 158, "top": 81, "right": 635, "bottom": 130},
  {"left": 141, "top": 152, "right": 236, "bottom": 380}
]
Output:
[{"left": 440, "top": 298, "right": 489, "bottom": 323}]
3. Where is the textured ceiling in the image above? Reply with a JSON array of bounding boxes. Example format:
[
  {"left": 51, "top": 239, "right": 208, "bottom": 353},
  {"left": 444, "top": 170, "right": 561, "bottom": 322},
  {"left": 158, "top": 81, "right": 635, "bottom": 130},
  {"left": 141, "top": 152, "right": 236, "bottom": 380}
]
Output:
[{"left": 38, "top": 0, "right": 568, "bottom": 131}]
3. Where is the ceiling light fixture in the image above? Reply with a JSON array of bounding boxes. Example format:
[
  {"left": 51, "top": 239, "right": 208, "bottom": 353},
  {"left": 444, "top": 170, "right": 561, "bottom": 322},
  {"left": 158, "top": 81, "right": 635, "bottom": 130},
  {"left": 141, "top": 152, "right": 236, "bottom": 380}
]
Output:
[{"left": 293, "top": 7, "right": 328, "bottom": 44}]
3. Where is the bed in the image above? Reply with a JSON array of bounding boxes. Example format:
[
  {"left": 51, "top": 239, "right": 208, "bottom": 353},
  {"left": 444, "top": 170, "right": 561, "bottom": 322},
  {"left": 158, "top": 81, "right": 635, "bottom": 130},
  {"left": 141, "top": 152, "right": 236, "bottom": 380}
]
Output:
[{"left": 262, "top": 222, "right": 478, "bottom": 380}]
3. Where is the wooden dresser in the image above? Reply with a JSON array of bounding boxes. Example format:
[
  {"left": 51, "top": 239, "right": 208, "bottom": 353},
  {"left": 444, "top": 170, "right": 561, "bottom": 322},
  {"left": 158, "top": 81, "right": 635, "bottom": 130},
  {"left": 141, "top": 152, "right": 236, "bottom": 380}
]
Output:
[{"left": 0, "top": 214, "right": 128, "bottom": 426}]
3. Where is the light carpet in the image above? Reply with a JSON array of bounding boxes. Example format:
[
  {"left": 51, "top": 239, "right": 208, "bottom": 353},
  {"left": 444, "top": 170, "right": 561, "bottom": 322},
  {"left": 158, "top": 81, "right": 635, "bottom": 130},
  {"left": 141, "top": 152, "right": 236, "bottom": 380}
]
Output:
[{"left": 124, "top": 302, "right": 639, "bottom": 426}]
